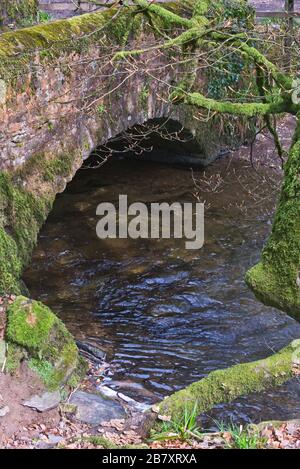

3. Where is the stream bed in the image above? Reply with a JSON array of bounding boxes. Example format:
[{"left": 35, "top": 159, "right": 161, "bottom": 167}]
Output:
[{"left": 23, "top": 153, "right": 300, "bottom": 428}]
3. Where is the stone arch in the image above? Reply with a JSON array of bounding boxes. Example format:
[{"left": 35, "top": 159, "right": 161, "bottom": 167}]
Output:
[{"left": 0, "top": 8, "right": 248, "bottom": 295}]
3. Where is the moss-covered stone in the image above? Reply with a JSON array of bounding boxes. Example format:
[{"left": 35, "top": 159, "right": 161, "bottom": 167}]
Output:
[
  {"left": 0, "top": 171, "right": 52, "bottom": 295},
  {"left": 5, "top": 296, "right": 85, "bottom": 390},
  {"left": 0, "top": 8, "right": 133, "bottom": 83},
  {"left": 158, "top": 340, "right": 300, "bottom": 419}
]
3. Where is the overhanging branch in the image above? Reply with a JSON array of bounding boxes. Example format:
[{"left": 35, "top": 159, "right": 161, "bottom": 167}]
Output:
[
  {"left": 171, "top": 90, "right": 288, "bottom": 117},
  {"left": 132, "top": 0, "right": 193, "bottom": 28}
]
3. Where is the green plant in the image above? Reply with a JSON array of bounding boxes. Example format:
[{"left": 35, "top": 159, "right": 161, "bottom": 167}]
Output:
[
  {"left": 97, "top": 104, "right": 106, "bottom": 116},
  {"left": 37, "top": 10, "right": 52, "bottom": 24},
  {"left": 17, "top": 9, "right": 52, "bottom": 27},
  {"left": 139, "top": 85, "right": 149, "bottom": 109},
  {"left": 207, "top": 52, "right": 245, "bottom": 99},
  {"left": 151, "top": 402, "right": 202, "bottom": 442},
  {"left": 217, "top": 421, "right": 266, "bottom": 449}
]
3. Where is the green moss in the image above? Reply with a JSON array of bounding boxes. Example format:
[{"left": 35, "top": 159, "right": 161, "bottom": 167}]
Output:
[
  {"left": 0, "top": 227, "right": 22, "bottom": 294},
  {"left": 42, "top": 154, "right": 74, "bottom": 182},
  {"left": 28, "top": 350, "right": 81, "bottom": 391},
  {"left": 0, "top": 171, "right": 51, "bottom": 294},
  {"left": 134, "top": 0, "right": 192, "bottom": 28},
  {"left": 97, "top": 104, "right": 106, "bottom": 117},
  {"left": 0, "top": 149, "right": 79, "bottom": 296},
  {"left": 83, "top": 435, "right": 119, "bottom": 449},
  {"left": 5, "top": 296, "right": 83, "bottom": 389},
  {"left": 6, "top": 297, "right": 56, "bottom": 351},
  {"left": 16, "top": 151, "right": 75, "bottom": 182},
  {"left": 159, "top": 340, "right": 299, "bottom": 419},
  {"left": 172, "top": 89, "right": 288, "bottom": 116},
  {"left": 139, "top": 85, "right": 150, "bottom": 111},
  {"left": 193, "top": 0, "right": 209, "bottom": 17},
  {"left": 246, "top": 130, "right": 300, "bottom": 316},
  {"left": 80, "top": 435, "right": 148, "bottom": 450},
  {"left": 66, "top": 355, "right": 88, "bottom": 389},
  {"left": 109, "top": 9, "right": 135, "bottom": 45},
  {"left": 28, "top": 358, "right": 54, "bottom": 387},
  {"left": 5, "top": 342, "right": 26, "bottom": 374}
]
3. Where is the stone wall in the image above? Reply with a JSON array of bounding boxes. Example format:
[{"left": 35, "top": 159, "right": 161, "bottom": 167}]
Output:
[
  {"left": 0, "top": 7, "right": 249, "bottom": 172},
  {"left": 36, "top": 1, "right": 294, "bottom": 20},
  {"left": 38, "top": 1, "right": 100, "bottom": 19},
  {"left": 38, "top": 1, "right": 171, "bottom": 19}
]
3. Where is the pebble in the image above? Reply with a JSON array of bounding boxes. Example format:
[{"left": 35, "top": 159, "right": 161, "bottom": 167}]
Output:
[{"left": 0, "top": 406, "right": 10, "bottom": 417}]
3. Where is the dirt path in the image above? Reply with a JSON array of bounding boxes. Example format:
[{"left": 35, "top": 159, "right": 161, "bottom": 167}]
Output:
[{"left": 0, "top": 365, "right": 60, "bottom": 446}]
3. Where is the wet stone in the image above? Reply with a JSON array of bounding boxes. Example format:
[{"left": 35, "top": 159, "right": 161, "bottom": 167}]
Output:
[
  {"left": 70, "top": 390, "right": 126, "bottom": 425},
  {"left": 76, "top": 341, "right": 106, "bottom": 363}
]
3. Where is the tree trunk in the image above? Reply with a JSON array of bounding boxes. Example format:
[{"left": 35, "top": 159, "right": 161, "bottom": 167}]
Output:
[
  {"left": 246, "top": 123, "right": 300, "bottom": 318},
  {"left": 159, "top": 339, "right": 300, "bottom": 419},
  {"left": 284, "top": 0, "right": 294, "bottom": 70}
]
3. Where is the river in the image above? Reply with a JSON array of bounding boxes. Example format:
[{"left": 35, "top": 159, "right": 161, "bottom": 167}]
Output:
[{"left": 23, "top": 150, "right": 300, "bottom": 428}]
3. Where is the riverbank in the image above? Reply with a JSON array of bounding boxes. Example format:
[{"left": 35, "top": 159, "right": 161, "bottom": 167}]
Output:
[
  {"left": 1, "top": 323, "right": 300, "bottom": 449},
  {"left": 1, "top": 300, "right": 300, "bottom": 449}
]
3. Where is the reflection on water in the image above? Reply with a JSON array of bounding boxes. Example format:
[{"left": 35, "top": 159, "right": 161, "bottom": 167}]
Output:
[{"left": 23, "top": 155, "right": 300, "bottom": 423}]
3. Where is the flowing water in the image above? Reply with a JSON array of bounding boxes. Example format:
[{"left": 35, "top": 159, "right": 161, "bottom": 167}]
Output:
[{"left": 23, "top": 153, "right": 300, "bottom": 427}]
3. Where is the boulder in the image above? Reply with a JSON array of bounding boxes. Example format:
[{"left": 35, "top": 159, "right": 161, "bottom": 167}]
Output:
[
  {"left": 5, "top": 296, "right": 87, "bottom": 390},
  {"left": 70, "top": 390, "right": 126, "bottom": 425}
]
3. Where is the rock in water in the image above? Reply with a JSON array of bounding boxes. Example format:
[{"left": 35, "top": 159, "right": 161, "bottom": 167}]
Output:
[
  {"left": 76, "top": 340, "right": 106, "bottom": 362},
  {"left": 23, "top": 391, "right": 61, "bottom": 412},
  {"left": 70, "top": 390, "right": 126, "bottom": 425}
]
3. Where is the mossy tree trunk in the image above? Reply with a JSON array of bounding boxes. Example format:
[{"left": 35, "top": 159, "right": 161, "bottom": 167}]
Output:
[
  {"left": 159, "top": 339, "right": 300, "bottom": 419},
  {"left": 246, "top": 124, "right": 300, "bottom": 317}
]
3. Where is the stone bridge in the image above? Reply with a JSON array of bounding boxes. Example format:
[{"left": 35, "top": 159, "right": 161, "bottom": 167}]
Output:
[
  {"left": 0, "top": 3, "right": 250, "bottom": 296},
  {"left": 0, "top": 1, "right": 299, "bottom": 432},
  {"left": 0, "top": 1, "right": 299, "bottom": 319}
]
